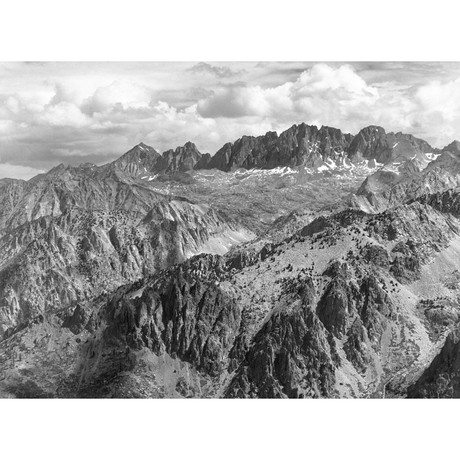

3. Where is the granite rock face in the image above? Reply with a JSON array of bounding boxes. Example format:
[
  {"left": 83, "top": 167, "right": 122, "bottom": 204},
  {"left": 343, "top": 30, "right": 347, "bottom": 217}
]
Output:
[
  {"left": 205, "top": 124, "right": 354, "bottom": 171},
  {"left": 347, "top": 126, "right": 432, "bottom": 164},
  {"left": 161, "top": 142, "right": 205, "bottom": 173}
]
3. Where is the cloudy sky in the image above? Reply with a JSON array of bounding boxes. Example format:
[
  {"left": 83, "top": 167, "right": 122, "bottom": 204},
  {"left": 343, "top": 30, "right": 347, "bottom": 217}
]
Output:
[{"left": 1, "top": 61, "right": 460, "bottom": 179}]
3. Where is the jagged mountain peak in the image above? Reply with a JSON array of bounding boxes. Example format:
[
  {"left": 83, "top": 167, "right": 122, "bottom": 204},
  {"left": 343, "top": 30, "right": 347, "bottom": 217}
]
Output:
[
  {"left": 347, "top": 126, "right": 390, "bottom": 162},
  {"left": 361, "top": 124, "right": 386, "bottom": 133},
  {"left": 167, "top": 141, "right": 201, "bottom": 154},
  {"left": 346, "top": 126, "right": 435, "bottom": 165},
  {"left": 182, "top": 140, "right": 198, "bottom": 149},
  {"left": 205, "top": 122, "right": 355, "bottom": 171},
  {"left": 161, "top": 141, "right": 204, "bottom": 173},
  {"left": 122, "top": 142, "right": 160, "bottom": 158},
  {"left": 111, "top": 142, "right": 161, "bottom": 176}
]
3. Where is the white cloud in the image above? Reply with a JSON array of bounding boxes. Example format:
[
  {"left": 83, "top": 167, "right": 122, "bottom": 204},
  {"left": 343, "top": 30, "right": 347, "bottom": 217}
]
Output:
[
  {"left": 197, "top": 85, "right": 278, "bottom": 118},
  {"left": 39, "top": 102, "right": 90, "bottom": 128},
  {"left": 415, "top": 78, "right": 460, "bottom": 121},
  {"left": 81, "top": 80, "right": 153, "bottom": 114},
  {"left": 196, "top": 64, "right": 379, "bottom": 128}
]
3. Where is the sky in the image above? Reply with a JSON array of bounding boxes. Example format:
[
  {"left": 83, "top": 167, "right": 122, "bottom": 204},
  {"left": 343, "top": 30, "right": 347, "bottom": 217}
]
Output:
[{"left": 1, "top": 61, "right": 460, "bottom": 180}]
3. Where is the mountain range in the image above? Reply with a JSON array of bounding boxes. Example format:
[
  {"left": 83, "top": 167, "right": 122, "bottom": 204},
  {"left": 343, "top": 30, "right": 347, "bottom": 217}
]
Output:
[{"left": 2, "top": 122, "right": 460, "bottom": 398}]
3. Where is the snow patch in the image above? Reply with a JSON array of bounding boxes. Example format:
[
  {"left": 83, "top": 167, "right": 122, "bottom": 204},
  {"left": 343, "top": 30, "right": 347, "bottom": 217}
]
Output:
[{"left": 425, "top": 152, "right": 441, "bottom": 161}]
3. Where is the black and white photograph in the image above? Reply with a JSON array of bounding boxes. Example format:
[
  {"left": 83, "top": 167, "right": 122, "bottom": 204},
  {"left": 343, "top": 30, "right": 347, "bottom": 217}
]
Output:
[
  {"left": 1, "top": 1, "right": 459, "bottom": 458},
  {"left": 3, "top": 60, "right": 460, "bottom": 400}
]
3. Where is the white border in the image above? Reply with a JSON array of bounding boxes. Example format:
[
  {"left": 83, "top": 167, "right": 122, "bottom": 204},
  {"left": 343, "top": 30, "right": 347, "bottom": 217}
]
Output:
[
  {"left": 1, "top": 0, "right": 459, "bottom": 61},
  {"left": 1, "top": 1, "right": 459, "bottom": 459}
]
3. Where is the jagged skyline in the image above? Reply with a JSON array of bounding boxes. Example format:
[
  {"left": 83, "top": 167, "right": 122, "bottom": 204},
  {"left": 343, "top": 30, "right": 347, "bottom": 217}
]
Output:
[{"left": 1, "top": 61, "right": 460, "bottom": 180}]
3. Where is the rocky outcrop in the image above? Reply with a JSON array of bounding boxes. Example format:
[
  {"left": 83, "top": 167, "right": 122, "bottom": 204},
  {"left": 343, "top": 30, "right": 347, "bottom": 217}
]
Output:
[
  {"left": 347, "top": 126, "right": 393, "bottom": 163},
  {"left": 408, "top": 330, "right": 460, "bottom": 398},
  {"left": 0, "top": 178, "right": 26, "bottom": 233},
  {"left": 62, "top": 304, "right": 95, "bottom": 335},
  {"left": 390, "top": 240, "right": 421, "bottom": 283},
  {"left": 417, "top": 189, "right": 460, "bottom": 217},
  {"left": 160, "top": 142, "right": 204, "bottom": 173},
  {"left": 317, "top": 276, "right": 355, "bottom": 338},
  {"left": 225, "top": 304, "right": 337, "bottom": 398},
  {"left": 317, "top": 271, "right": 394, "bottom": 344}
]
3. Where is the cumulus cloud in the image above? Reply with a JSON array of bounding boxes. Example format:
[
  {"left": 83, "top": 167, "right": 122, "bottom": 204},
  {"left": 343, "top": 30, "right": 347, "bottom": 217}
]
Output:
[
  {"left": 197, "top": 64, "right": 379, "bottom": 124},
  {"left": 38, "top": 102, "right": 90, "bottom": 128},
  {"left": 197, "top": 84, "right": 280, "bottom": 118},
  {"left": 415, "top": 78, "right": 460, "bottom": 120},
  {"left": 81, "top": 80, "right": 153, "bottom": 115}
]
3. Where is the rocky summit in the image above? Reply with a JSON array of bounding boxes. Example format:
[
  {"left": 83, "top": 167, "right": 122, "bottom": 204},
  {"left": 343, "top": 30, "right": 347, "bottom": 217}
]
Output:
[{"left": 2, "top": 121, "right": 460, "bottom": 398}]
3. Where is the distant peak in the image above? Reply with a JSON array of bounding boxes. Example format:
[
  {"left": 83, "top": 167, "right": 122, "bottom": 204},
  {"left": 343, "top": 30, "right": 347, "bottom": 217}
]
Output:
[
  {"left": 443, "top": 140, "right": 460, "bottom": 152},
  {"left": 163, "top": 142, "right": 201, "bottom": 155},
  {"left": 121, "top": 142, "right": 159, "bottom": 157},
  {"left": 135, "top": 142, "right": 154, "bottom": 150},
  {"left": 360, "top": 125, "right": 386, "bottom": 133}
]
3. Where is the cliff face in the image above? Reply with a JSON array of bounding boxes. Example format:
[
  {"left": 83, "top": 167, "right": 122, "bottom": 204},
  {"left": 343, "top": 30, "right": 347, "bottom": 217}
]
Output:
[
  {"left": 347, "top": 127, "right": 432, "bottom": 164},
  {"left": 205, "top": 124, "right": 354, "bottom": 171},
  {"left": 0, "top": 178, "right": 26, "bottom": 231},
  {"left": 225, "top": 286, "right": 338, "bottom": 398},
  {"left": 161, "top": 142, "right": 204, "bottom": 173}
]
